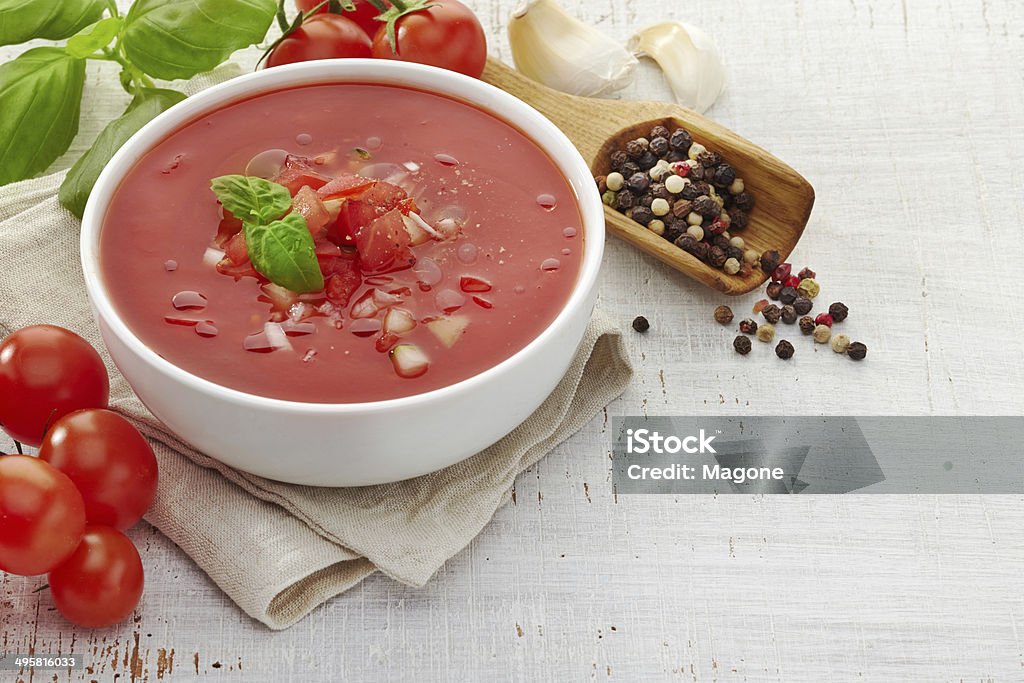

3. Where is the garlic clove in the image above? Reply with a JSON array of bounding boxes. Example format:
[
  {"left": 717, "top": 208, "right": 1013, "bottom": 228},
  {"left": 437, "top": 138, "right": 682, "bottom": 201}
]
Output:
[
  {"left": 508, "top": 0, "right": 637, "bottom": 97},
  {"left": 629, "top": 22, "right": 726, "bottom": 113}
]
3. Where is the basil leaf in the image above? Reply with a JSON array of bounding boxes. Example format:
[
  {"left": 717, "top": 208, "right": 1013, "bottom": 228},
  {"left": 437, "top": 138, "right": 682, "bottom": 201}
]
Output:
[
  {"left": 210, "top": 175, "right": 292, "bottom": 224},
  {"left": 245, "top": 213, "right": 324, "bottom": 294},
  {"left": 122, "top": 0, "right": 277, "bottom": 81},
  {"left": 0, "top": 0, "right": 105, "bottom": 47},
  {"left": 0, "top": 48, "right": 85, "bottom": 186},
  {"left": 65, "top": 16, "right": 122, "bottom": 58},
  {"left": 60, "top": 88, "right": 186, "bottom": 218}
]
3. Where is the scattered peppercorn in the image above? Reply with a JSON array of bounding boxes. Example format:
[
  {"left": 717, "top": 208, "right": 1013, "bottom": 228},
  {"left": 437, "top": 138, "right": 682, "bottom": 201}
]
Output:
[
  {"left": 798, "top": 267, "right": 816, "bottom": 280},
  {"left": 762, "top": 304, "right": 782, "bottom": 324},
  {"left": 771, "top": 263, "right": 792, "bottom": 282},
  {"left": 828, "top": 302, "right": 849, "bottom": 323},
  {"left": 760, "top": 250, "right": 780, "bottom": 274},
  {"left": 781, "top": 305, "right": 797, "bottom": 324},
  {"left": 733, "top": 192, "right": 755, "bottom": 211},
  {"left": 756, "top": 323, "right": 776, "bottom": 343},
  {"left": 793, "top": 297, "right": 813, "bottom": 315},
  {"left": 847, "top": 341, "right": 868, "bottom": 361},
  {"left": 775, "top": 339, "right": 795, "bottom": 359},
  {"left": 625, "top": 139, "right": 647, "bottom": 159},
  {"left": 632, "top": 315, "right": 650, "bottom": 333},
  {"left": 783, "top": 275, "right": 801, "bottom": 289},
  {"left": 814, "top": 313, "right": 834, "bottom": 328},
  {"left": 766, "top": 282, "right": 783, "bottom": 300},
  {"left": 799, "top": 316, "right": 815, "bottom": 335},
  {"left": 831, "top": 334, "right": 851, "bottom": 354},
  {"left": 739, "top": 318, "right": 758, "bottom": 334},
  {"left": 692, "top": 195, "right": 720, "bottom": 218},
  {"left": 813, "top": 324, "right": 832, "bottom": 343},
  {"left": 733, "top": 335, "right": 752, "bottom": 355},
  {"left": 714, "top": 305, "right": 734, "bottom": 325},
  {"left": 650, "top": 136, "right": 670, "bottom": 157},
  {"left": 779, "top": 287, "right": 798, "bottom": 305},
  {"left": 797, "top": 278, "right": 820, "bottom": 299}
]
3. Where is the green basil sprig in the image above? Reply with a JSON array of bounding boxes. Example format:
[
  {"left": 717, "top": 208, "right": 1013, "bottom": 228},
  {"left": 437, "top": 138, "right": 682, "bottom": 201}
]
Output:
[
  {"left": 210, "top": 175, "right": 324, "bottom": 294},
  {"left": 0, "top": 0, "right": 106, "bottom": 46}
]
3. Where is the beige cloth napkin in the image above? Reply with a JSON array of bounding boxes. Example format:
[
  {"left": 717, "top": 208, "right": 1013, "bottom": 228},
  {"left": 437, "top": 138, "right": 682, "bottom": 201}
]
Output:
[{"left": 0, "top": 72, "right": 632, "bottom": 629}]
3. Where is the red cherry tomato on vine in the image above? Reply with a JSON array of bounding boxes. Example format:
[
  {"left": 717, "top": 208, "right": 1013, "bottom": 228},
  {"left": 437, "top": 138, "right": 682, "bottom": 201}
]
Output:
[
  {"left": 0, "top": 325, "right": 109, "bottom": 447},
  {"left": 39, "top": 409, "right": 158, "bottom": 530},
  {"left": 49, "top": 525, "right": 144, "bottom": 628},
  {"left": 266, "top": 14, "right": 373, "bottom": 68},
  {"left": 370, "top": 0, "right": 487, "bottom": 78},
  {"left": 296, "top": 0, "right": 388, "bottom": 38},
  {"left": 0, "top": 455, "right": 86, "bottom": 576}
]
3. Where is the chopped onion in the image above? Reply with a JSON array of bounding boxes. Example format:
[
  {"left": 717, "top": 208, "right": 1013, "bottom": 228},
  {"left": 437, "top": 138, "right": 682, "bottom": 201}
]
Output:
[
  {"left": 372, "top": 288, "right": 404, "bottom": 306},
  {"left": 408, "top": 211, "right": 441, "bottom": 239},
  {"left": 264, "top": 322, "right": 292, "bottom": 352},
  {"left": 390, "top": 344, "right": 430, "bottom": 378},
  {"left": 384, "top": 308, "right": 417, "bottom": 335},
  {"left": 203, "top": 247, "right": 225, "bottom": 267},
  {"left": 426, "top": 315, "right": 470, "bottom": 348},
  {"left": 403, "top": 161, "right": 421, "bottom": 173},
  {"left": 350, "top": 290, "right": 379, "bottom": 319}
]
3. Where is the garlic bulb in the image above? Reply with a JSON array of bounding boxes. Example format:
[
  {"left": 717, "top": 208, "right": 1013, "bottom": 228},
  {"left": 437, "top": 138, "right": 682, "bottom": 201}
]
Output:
[
  {"left": 629, "top": 22, "right": 726, "bottom": 113},
  {"left": 508, "top": 0, "right": 637, "bottom": 97}
]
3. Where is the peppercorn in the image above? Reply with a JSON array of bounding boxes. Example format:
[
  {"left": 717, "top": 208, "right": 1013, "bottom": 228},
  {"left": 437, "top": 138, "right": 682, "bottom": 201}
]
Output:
[
  {"left": 760, "top": 250, "right": 781, "bottom": 274},
  {"left": 798, "top": 267, "right": 816, "bottom": 280},
  {"left": 739, "top": 262, "right": 753, "bottom": 278},
  {"left": 664, "top": 223, "right": 685, "bottom": 243},
  {"left": 690, "top": 240, "right": 710, "bottom": 262},
  {"left": 771, "top": 263, "right": 792, "bottom": 282},
  {"left": 847, "top": 341, "right": 868, "bottom": 361},
  {"left": 650, "top": 124, "right": 670, "bottom": 140},
  {"left": 743, "top": 249, "right": 760, "bottom": 265},
  {"left": 829, "top": 302, "right": 849, "bottom": 323},
  {"left": 723, "top": 258, "right": 741, "bottom": 275},
  {"left": 733, "top": 192, "right": 755, "bottom": 211},
  {"left": 793, "top": 297, "right": 813, "bottom": 315},
  {"left": 706, "top": 218, "right": 727, "bottom": 236},
  {"left": 595, "top": 175, "right": 608, "bottom": 193},
  {"left": 606, "top": 172, "right": 625, "bottom": 191},
  {"left": 766, "top": 281, "right": 783, "bottom": 300},
  {"left": 649, "top": 183, "right": 671, "bottom": 201},
  {"left": 779, "top": 287, "right": 798, "bottom": 305},
  {"left": 610, "top": 150, "right": 629, "bottom": 170},
  {"left": 672, "top": 199, "right": 694, "bottom": 218},
  {"left": 601, "top": 191, "right": 617, "bottom": 206},
  {"left": 665, "top": 150, "right": 687, "bottom": 163},
  {"left": 696, "top": 150, "right": 722, "bottom": 168},
  {"left": 727, "top": 246, "right": 744, "bottom": 263},
  {"left": 797, "top": 278, "right": 820, "bottom": 299},
  {"left": 729, "top": 208, "right": 749, "bottom": 230},
  {"left": 647, "top": 219, "right": 665, "bottom": 236},
  {"left": 762, "top": 304, "right": 781, "bottom": 324},
  {"left": 615, "top": 191, "right": 635, "bottom": 211},
  {"left": 714, "top": 305, "right": 734, "bottom": 325},
  {"left": 638, "top": 193, "right": 654, "bottom": 208},
  {"left": 799, "top": 316, "right": 815, "bottom": 335},
  {"left": 733, "top": 335, "right": 752, "bottom": 355},
  {"left": 783, "top": 275, "right": 801, "bottom": 289},
  {"left": 631, "top": 206, "right": 655, "bottom": 226},
  {"left": 679, "top": 183, "right": 702, "bottom": 201},
  {"left": 831, "top": 334, "right": 851, "bottom": 354},
  {"left": 664, "top": 174, "right": 687, "bottom": 195},
  {"left": 728, "top": 178, "right": 745, "bottom": 195},
  {"left": 632, "top": 315, "right": 650, "bottom": 333},
  {"left": 753, "top": 299, "right": 769, "bottom": 314},
  {"left": 813, "top": 325, "right": 831, "bottom": 343},
  {"left": 814, "top": 313, "right": 833, "bottom": 328},
  {"left": 781, "top": 305, "right": 797, "bottom": 324},
  {"left": 650, "top": 136, "right": 670, "bottom": 157},
  {"left": 708, "top": 246, "right": 728, "bottom": 268},
  {"left": 636, "top": 151, "right": 659, "bottom": 171},
  {"left": 729, "top": 235, "right": 745, "bottom": 249},
  {"left": 711, "top": 234, "right": 730, "bottom": 250},
  {"left": 625, "top": 139, "right": 647, "bottom": 159},
  {"left": 739, "top": 318, "right": 758, "bottom": 334},
  {"left": 692, "top": 195, "right": 720, "bottom": 218},
  {"left": 651, "top": 198, "right": 671, "bottom": 217},
  {"left": 756, "top": 323, "right": 776, "bottom": 343},
  {"left": 626, "top": 172, "right": 650, "bottom": 195},
  {"left": 775, "top": 340, "right": 794, "bottom": 359},
  {"left": 620, "top": 161, "right": 640, "bottom": 177},
  {"left": 673, "top": 234, "right": 696, "bottom": 252},
  {"left": 712, "top": 164, "right": 737, "bottom": 188},
  {"left": 669, "top": 128, "right": 693, "bottom": 151},
  {"left": 685, "top": 224, "right": 704, "bottom": 241}
]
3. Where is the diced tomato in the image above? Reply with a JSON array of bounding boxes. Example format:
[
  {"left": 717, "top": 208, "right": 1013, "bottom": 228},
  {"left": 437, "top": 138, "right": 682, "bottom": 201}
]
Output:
[
  {"left": 272, "top": 155, "right": 330, "bottom": 195},
  {"left": 292, "top": 186, "right": 331, "bottom": 240},
  {"left": 317, "top": 173, "right": 376, "bottom": 201},
  {"left": 324, "top": 252, "right": 362, "bottom": 306},
  {"left": 223, "top": 231, "right": 249, "bottom": 265},
  {"left": 338, "top": 180, "right": 412, "bottom": 242},
  {"left": 354, "top": 209, "right": 415, "bottom": 275},
  {"left": 214, "top": 213, "right": 243, "bottom": 248},
  {"left": 216, "top": 258, "right": 259, "bottom": 280}
]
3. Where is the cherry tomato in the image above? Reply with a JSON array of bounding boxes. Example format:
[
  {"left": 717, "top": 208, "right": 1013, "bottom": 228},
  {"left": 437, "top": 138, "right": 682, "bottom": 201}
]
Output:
[
  {"left": 266, "top": 14, "right": 373, "bottom": 68},
  {"left": 0, "top": 455, "right": 86, "bottom": 576},
  {"left": 296, "top": 0, "right": 388, "bottom": 38},
  {"left": 49, "top": 525, "right": 144, "bottom": 628},
  {"left": 370, "top": 0, "right": 486, "bottom": 78},
  {"left": 39, "top": 409, "right": 158, "bottom": 530},
  {"left": 0, "top": 325, "right": 109, "bottom": 447}
]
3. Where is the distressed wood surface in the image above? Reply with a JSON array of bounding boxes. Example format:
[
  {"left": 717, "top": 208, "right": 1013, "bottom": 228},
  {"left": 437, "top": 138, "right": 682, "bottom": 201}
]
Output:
[{"left": 3, "top": 0, "right": 1024, "bottom": 681}]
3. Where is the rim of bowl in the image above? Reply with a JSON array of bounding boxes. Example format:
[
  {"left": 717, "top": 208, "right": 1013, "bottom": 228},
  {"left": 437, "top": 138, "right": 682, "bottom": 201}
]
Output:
[{"left": 81, "top": 59, "right": 605, "bottom": 415}]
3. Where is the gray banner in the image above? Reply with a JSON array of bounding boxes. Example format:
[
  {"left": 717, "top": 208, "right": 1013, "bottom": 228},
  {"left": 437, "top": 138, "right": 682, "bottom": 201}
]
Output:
[{"left": 612, "top": 417, "right": 1024, "bottom": 494}]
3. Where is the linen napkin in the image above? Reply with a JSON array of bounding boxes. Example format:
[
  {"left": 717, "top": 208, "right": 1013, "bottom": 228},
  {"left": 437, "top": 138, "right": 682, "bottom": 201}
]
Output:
[{"left": 0, "top": 73, "right": 632, "bottom": 630}]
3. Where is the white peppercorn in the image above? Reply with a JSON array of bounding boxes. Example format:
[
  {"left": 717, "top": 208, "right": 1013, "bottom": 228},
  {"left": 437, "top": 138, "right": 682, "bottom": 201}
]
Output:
[
  {"left": 756, "top": 323, "right": 776, "bottom": 343},
  {"left": 664, "top": 174, "right": 687, "bottom": 194},
  {"left": 606, "top": 172, "right": 624, "bottom": 191},
  {"left": 686, "top": 224, "right": 705, "bottom": 241},
  {"left": 687, "top": 142, "right": 707, "bottom": 161},
  {"left": 729, "top": 178, "right": 745, "bottom": 195},
  {"left": 831, "top": 334, "right": 851, "bottom": 353},
  {"left": 729, "top": 236, "right": 745, "bottom": 249},
  {"left": 743, "top": 249, "right": 759, "bottom": 264},
  {"left": 651, "top": 198, "right": 670, "bottom": 216},
  {"left": 649, "top": 165, "right": 669, "bottom": 181},
  {"left": 813, "top": 324, "right": 832, "bottom": 343},
  {"left": 687, "top": 211, "right": 703, "bottom": 226},
  {"left": 723, "top": 257, "right": 741, "bottom": 275}
]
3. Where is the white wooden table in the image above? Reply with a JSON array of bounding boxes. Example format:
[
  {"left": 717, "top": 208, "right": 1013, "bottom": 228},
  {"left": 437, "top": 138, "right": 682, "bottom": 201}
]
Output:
[{"left": 3, "top": 1, "right": 1024, "bottom": 680}]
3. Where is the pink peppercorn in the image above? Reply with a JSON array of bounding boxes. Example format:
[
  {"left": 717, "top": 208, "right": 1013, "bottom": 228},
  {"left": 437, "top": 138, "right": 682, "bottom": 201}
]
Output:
[
  {"left": 707, "top": 218, "right": 727, "bottom": 235},
  {"left": 771, "top": 263, "right": 792, "bottom": 282},
  {"left": 815, "top": 313, "right": 834, "bottom": 328},
  {"left": 783, "top": 275, "right": 801, "bottom": 289},
  {"left": 798, "top": 267, "right": 816, "bottom": 280},
  {"left": 670, "top": 162, "right": 691, "bottom": 177}
]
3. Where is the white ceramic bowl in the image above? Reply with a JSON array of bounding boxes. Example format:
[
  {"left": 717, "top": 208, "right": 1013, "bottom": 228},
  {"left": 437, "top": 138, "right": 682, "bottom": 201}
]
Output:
[{"left": 81, "top": 60, "right": 604, "bottom": 486}]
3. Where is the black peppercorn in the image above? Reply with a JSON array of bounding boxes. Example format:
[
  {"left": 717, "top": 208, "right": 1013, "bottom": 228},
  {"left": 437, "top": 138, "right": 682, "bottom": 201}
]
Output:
[
  {"left": 615, "top": 191, "right": 635, "bottom": 211},
  {"left": 733, "top": 335, "right": 752, "bottom": 355},
  {"left": 712, "top": 234, "right": 731, "bottom": 251},
  {"left": 781, "top": 305, "right": 797, "bottom": 324},
  {"left": 779, "top": 287, "right": 798, "bottom": 305},
  {"left": 847, "top": 342, "right": 867, "bottom": 360},
  {"left": 775, "top": 340, "right": 795, "bottom": 360},
  {"left": 636, "top": 151, "right": 659, "bottom": 171},
  {"left": 712, "top": 164, "right": 737, "bottom": 188},
  {"left": 672, "top": 199, "right": 694, "bottom": 218},
  {"left": 637, "top": 193, "right": 654, "bottom": 208},
  {"left": 664, "top": 224, "right": 686, "bottom": 244},
  {"left": 679, "top": 183, "right": 703, "bottom": 201},
  {"left": 762, "top": 304, "right": 781, "bottom": 324},
  {"left": 625, "top": 139, "right": 646, "bottom": 159},
  {"left": 690, "top": 241, "right": 710, "bottom": 262},
  {"left": 669, "top": 128, "right": 692, "bottom": 151},
  {"left": 673, "top": 234, "right": 696, "bottom": 251},
  {"left": 650, "top": 137, "right": 670, "bottom": 157},
  {"left": 650, "top": 124, "right": 670, "bottom": 140},
  {"left": 625, "top": 173, "right": 649, "bottom": 195},
  {"left": 692, "top": 195, "right": 720, "bottom": 218},
  {"left": 760, "top": 250, "right": 781, "bottom": 274},
  {"left": 707, "top": 245, "right": 728, "bottom": 268},
  {"left": 727, "top": 246, "right": 744, "bottom": 263},
  {"left": 610, "top": 150, "right": 629, "bottom": 170},
  {"left": 651, "top": 183, "right": 672, "bottom": 201},
  {"left": 729, "top": 207, "right": 749, "bottom": 230},
  {"left": 696, "top": 151, "right": 721, "bottom": 167},
  {"left": 714, "top": 305, "right": 734, "bottom": 325},
  {"left": 666, "top": 150, "right": 687, "bottom": 163},
  {"left": 620, "top": 161, "right": 640, "bottom": 177},
  {"left": 799, "top": 316, "right": 815, "bottom": 335},
  {"left": 632, "top": 315, "right": 650, "bottom": 333},
  {"left": 733, "top": 192, "right": 755, "bottom": 211},
  {"left": 690, "top": 164, "right": 705, "bottom": 181},
  {"left": 793, "top": 297, "right": 813, "bottom": 315},
  {"left": 766, "top": 281, "right": 783, "bottom": 300},
  {"left": 829, "top": 302, "right": 849, "bottom": 323},
  {"left": 631, "top": 206, "right": 654, "bottom": 226},
  {"left": 739, "top": 318, "right": 758, "bottom": 335}
]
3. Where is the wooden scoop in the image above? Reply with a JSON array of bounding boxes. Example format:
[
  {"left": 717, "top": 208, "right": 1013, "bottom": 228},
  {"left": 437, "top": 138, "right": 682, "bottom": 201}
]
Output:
[{"left": 482, "top": 59, "right": 814, "bottom": 295}]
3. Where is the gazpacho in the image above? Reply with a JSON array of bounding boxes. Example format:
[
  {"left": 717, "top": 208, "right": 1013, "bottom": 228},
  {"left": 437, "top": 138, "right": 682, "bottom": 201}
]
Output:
[{"left": 99, "top": 83, "right": 584, "bottom": 403}]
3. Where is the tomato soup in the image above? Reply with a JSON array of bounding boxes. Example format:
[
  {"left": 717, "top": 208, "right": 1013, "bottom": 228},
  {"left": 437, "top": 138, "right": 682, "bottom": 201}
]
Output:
[{"left": 100, "top": 84, "right": 584, "bottom": 403}]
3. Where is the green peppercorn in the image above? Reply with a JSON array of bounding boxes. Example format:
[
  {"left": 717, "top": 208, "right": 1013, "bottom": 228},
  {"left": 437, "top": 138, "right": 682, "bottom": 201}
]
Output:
[
  {"left": 602, "top": 191, "right": 617, "bottom": 206},
  {"left": 797, "top": 278, "right": 820, "bottom": 299}
]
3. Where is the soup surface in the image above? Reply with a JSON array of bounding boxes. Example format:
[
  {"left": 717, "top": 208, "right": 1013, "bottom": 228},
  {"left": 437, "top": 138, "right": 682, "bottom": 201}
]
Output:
[{"left": 100, "top": 84, "right": 584, "bottom": 403}]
